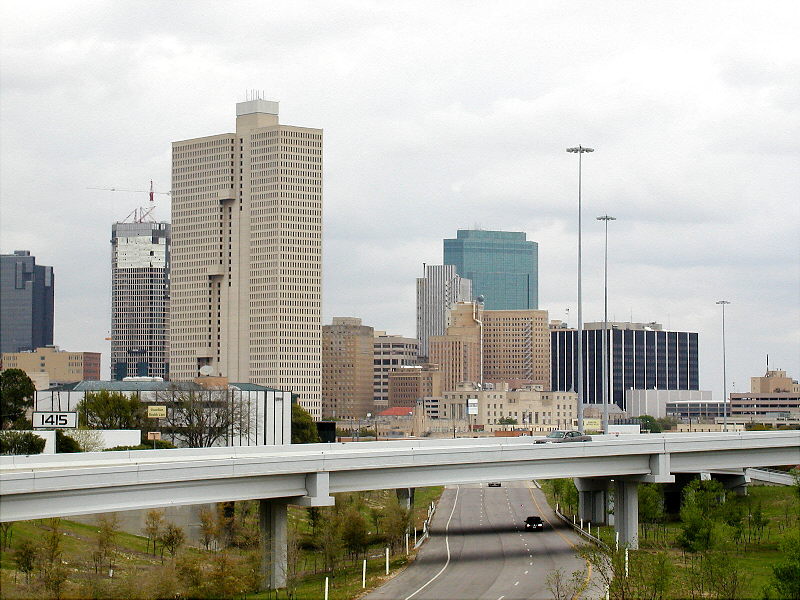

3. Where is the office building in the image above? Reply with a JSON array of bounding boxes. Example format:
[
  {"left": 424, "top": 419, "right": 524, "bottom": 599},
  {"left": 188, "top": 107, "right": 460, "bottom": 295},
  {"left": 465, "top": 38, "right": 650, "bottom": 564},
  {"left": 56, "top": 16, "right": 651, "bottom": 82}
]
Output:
[
  {"left": 729, "top": 369, "right": 800, "bottom": 427},
  {"left": 429, "top": 302, "right": 550, "bottom": 392},
  {"left": 626, "top": 389, "right": 717, "bottom": 420},
  {"left": 170, "top": 98, "right": 322, "bottom": 418},
  {"left": 388, "top": 364, "right": 443, "bottom": 408},
  {"left": 373, "top": 332, "right": 418, "bottom": 408},
  {"left": 443, "top": 229, "right": 538, "bottom": 310},
  {"left": 2, "top": 346, "right": 101, "bottom": 385},
  {"left": 322, "top": 317, "right": 375, "bottom": 420},
  {"left": 0, "top": 251, "right": 54, "bottom": 353},
  {"left": 111, "top": 221, "right": 170, "bottom": 380},
  {"left": 550, "top": 321, "right": 699, "bottom": 411},
  {"left": 432, "top": 382, "right": 578, "bottom": 431},
  {"left": 416, "top": 264, "right": 471, "bottom": 360}
]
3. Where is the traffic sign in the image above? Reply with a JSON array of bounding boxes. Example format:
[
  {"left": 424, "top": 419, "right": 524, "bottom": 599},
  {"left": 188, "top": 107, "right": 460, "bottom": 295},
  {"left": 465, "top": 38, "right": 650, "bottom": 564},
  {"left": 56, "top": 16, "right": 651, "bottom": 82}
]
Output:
[{"left": 147, "top": 405, "right": 167, "bottom": 418}]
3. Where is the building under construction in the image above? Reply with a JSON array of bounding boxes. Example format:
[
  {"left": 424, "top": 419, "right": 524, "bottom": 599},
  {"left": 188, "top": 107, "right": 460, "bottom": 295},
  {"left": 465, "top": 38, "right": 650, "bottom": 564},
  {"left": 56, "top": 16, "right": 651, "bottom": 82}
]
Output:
[{"left": 110, "top": 220, "right": 171, "bottom": 380}]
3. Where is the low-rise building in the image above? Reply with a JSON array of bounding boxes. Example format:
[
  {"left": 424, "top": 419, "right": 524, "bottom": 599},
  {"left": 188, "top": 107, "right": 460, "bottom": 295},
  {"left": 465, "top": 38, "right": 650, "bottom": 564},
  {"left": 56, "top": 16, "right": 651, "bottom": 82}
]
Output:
[
  {"left": 2, "top": 345, "right": 101, "bottom": 385},
  {"left": 729, "top": 369, "right": 800, "bottom": 427},
  {"left": 34, "top": 377, "right": 291, "bottom": 446},
  {"left": 426, "top": 382, "right": 578, "bottom": 432}
]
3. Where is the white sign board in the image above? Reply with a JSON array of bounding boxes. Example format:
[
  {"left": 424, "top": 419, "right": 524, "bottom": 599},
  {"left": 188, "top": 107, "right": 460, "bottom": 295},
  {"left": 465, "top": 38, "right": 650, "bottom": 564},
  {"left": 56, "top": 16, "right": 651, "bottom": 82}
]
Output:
[
  {"left": 467, "top": 398, "right": 478, "bottom": 416},
  {"left": 33, "top": 412, "right": 78, "bottom": 429}
]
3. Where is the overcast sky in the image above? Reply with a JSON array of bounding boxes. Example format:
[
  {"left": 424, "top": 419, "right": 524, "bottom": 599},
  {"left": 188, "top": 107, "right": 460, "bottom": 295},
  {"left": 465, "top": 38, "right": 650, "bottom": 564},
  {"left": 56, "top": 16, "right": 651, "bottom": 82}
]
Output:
[{"left": 2, "top": 1, "right": 798, "bottom": 400}]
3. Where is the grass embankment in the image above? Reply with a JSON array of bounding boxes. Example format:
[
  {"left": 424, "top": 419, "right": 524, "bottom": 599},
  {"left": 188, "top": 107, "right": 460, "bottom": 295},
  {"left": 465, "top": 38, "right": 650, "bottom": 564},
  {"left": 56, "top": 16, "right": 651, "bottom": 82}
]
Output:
[
  {"left": 0, "top": 486, "right": 444, "bottom": 600},
  {"left": 541, "top": 479, "right": 800, "bottom": 598}
]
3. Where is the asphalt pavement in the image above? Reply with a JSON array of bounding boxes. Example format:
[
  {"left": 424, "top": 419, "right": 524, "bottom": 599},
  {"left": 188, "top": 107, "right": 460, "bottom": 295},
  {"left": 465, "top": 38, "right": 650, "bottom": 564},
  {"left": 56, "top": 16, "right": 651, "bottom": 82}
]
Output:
[{"left": 363, "top": 481, "right": 589, "bottom": 600}]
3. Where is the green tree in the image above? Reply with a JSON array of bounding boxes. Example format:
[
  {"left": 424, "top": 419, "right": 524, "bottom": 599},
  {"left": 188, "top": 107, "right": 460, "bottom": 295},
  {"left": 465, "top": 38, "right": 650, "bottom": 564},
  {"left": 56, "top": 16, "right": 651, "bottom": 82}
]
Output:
[
  {"left": 292, "top": 403, "right": 320, "bottom": 443},
  {"left": 637, "top": 415, "right": 662, "bottom": 433},
  {"left": 77, "top": 390, "right": 145, "bottom": 429},
  {"left": 383, "top": 498, "right": 412, "bottom": 552},
  {"left": 14, "top": 538, "right": 37, "bottom": 583},
  {"left": 39, "top": 518, "right": 68, "bottom": 600},
  {"left": 55, "top": 429, "right": 81, "bottom": 453},
  {"left": 317, "top": 508, "right": 343, "bottom": 572},
  {"left": 498, "top": 417, "right": 518, "bottom": 425},
  {"left": 0, "top": 430, "right": 46, "bottom": 455},
  {"left": 341, "top": 505, "right": 369, "bottom": 557},
  {"left": 678, "top": 479, "right": 727, "bottom": 552},
  {"left": 639, "top": 483, "right": 664, "bottom": 540},
  {"left": 96, "top": 513, "right": 119, "bottom": 569},
  {"left": 199, "top": 506, "right": 219, "bottom": 550},
  {"left": 0, "top": 368, "right": 35, "bottom": 427},
  {"left": 766, "top": 534, "right": 800, "bottom": 600}
]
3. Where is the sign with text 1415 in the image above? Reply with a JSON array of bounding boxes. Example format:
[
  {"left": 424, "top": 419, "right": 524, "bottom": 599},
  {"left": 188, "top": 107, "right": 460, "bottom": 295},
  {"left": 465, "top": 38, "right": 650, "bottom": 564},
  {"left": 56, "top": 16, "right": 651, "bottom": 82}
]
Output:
[{"left": 33, "top": 412, "right": 78, "bottom": 429}]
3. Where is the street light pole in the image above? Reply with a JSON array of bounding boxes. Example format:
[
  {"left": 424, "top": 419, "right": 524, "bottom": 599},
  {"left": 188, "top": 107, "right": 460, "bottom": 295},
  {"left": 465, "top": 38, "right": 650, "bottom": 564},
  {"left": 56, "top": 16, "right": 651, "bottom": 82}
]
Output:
[
  {"left": 716, "top": 300, "right": 731, "bottom": 431},
  {"left": 567, "top": 145, "right": 594, "bottom": 432},
  {"left": 597, "top": 214, "right": 616, "bottom": 434}
]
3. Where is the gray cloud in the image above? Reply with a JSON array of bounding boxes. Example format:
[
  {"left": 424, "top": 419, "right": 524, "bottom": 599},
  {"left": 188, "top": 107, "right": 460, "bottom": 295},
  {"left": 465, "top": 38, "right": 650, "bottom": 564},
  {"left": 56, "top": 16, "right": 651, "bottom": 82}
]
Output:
[{"left": 2, "top": 0, "right": 798, "bottom": 399}]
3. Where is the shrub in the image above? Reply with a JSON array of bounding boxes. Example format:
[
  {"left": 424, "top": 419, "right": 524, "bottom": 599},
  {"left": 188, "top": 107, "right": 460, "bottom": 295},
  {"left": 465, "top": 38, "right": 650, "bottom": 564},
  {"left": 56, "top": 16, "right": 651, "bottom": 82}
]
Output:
[{"left": 0, "top": 430, "right": 46, "bottom": 455}]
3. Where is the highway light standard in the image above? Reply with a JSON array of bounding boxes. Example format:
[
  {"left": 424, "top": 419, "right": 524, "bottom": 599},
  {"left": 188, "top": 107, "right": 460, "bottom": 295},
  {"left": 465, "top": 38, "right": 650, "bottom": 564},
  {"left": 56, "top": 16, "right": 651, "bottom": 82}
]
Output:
[
  {"left": 716, "top": 300, "right": 731, "bottom": 431},
  {"left": 567, "top": 145, "right": 594, "bottom": 432},
  {"left": 597, "top": 214, "right": 616, "bottom": 434}
]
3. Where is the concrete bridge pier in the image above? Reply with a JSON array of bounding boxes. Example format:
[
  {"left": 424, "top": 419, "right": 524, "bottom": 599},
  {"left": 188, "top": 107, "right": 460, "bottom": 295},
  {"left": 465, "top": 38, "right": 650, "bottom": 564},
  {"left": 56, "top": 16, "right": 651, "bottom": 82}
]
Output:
[
  {"left": 615, "top": 479, "right": 639, "bottom": 549},
  {"left": 575, "top": 477, "right": 609, "bottom": 525},
  {"left": 259, "top": 499, "right": 289, "bottom": 590},
  {"left": 260, "top": 472, "right": 335, "bottom": 591},
  {"left": 396, "top": 487, "right": 415, "bottom": 510}
]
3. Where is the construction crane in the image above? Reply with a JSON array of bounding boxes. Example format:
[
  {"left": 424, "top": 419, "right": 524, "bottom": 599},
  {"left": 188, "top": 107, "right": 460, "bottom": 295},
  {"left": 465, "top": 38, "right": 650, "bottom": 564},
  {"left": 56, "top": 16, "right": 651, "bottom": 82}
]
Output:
[{"left": 88, "top": 180, "right": 171, "bottom": 223}]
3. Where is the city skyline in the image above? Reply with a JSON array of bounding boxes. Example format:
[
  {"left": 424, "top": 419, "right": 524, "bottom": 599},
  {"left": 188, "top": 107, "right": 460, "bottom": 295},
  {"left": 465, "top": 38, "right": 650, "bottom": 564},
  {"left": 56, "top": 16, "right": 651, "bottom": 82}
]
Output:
[{"left": 1, "top": 2, "right": 798, "bottom": 403}]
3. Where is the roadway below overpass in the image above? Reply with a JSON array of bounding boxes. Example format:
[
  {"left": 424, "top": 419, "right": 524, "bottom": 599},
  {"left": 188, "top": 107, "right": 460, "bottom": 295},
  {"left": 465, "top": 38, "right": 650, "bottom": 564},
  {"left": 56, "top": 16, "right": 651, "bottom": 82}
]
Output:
[
  {"left": 365, "top": 482, "right": 590, "bottom": 600},
  {"left": 2, "top": 431, "right": 798, "bottom": 590}
]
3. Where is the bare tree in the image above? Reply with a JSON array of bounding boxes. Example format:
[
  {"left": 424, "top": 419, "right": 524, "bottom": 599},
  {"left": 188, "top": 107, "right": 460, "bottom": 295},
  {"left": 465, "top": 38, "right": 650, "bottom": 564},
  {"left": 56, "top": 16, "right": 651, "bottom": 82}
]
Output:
[
  {"left": 546, "top": 567, "right": 586, "bottom": 600},
  {"left": 157, "top": 387, "right": 251, "bottom": 448},
  {"left": 143, "top": 509, "right": 165, "bottom": 555},
  {"left": 67, "top": 428, "right": 105, "bottom": 452}
]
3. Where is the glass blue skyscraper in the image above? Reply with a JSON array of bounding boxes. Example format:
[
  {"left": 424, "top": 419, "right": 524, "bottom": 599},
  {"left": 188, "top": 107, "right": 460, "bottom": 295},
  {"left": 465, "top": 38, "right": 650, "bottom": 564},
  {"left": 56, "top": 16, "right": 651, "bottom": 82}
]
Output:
[{"left": 443, "top": 230, "right": 538, "bottom": 310}]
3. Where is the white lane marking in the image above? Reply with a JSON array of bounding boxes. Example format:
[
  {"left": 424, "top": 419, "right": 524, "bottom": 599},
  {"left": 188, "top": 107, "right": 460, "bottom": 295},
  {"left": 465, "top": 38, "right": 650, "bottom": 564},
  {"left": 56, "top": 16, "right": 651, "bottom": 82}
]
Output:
[
  {"left": 529, "top": 562, "right": 533, "bottom": 566},
  {"left": 498, "top": 597, "right": 505, "bottom": 600},
  {"left": 404, "top": 486, "right": 460, "bottom": 600},
  {"left": 524, "top": 570, "right": 529, "bottom": 575},
  {"left": 514, "top": 581, "right": 519, "bottom": 586}
]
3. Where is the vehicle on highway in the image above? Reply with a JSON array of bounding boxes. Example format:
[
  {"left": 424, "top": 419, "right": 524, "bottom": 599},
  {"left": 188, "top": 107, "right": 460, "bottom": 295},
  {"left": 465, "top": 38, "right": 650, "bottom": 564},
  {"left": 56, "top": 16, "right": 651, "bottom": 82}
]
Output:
[
  {"left": 487, "top": 482, "right": 502, "bottom": 487},
  {"left": 524, "top": 516, "right": 544, "bottom": 530},
  {"left": 535, "top": 430, "right": 592, "bottom": 443}
]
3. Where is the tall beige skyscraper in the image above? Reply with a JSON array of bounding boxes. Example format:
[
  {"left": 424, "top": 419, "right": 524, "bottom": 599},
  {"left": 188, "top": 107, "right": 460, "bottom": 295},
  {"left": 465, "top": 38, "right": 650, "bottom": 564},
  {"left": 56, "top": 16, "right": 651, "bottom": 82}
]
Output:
[{"left": 170, "top": 98, "right": 322, "bottom": 418}]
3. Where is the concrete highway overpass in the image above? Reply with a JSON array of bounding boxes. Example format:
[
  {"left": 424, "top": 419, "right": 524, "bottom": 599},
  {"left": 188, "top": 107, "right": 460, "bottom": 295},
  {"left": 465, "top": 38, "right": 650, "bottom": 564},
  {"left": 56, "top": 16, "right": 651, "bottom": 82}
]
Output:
[{"left": 2, "top": 431, "right": 798, "bottom": 589}]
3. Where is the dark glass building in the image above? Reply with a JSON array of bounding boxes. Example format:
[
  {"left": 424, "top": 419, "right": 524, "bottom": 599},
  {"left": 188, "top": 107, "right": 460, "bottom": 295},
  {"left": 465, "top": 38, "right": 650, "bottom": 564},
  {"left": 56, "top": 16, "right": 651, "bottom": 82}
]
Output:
[
  {"left": 0, "top": 251, "right": 54, "bottom": 353},
  {"left": 551, "top": 322, "right": 699, "bottom": 410},
  {"left": 444, "top": 229, "right": 538, "bottom": 310}
]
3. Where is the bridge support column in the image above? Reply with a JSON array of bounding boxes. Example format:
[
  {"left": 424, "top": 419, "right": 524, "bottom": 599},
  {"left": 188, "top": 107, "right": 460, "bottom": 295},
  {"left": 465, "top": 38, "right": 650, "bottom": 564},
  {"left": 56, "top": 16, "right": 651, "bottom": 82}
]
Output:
[
  {"left": 396, "top": 487, "right": 415, "bottom": 511},
  {"left": 615, "top": 479, "right": 639, "bottom": 549},
  {"left": 708, "top": 470, "right": 751, "bottom": 496},
  {"left": 575, "top": 478, "right": 610, "bottom": 525},
  {"left": 259, "top": 499, "right": 288, "bottom": 590}
]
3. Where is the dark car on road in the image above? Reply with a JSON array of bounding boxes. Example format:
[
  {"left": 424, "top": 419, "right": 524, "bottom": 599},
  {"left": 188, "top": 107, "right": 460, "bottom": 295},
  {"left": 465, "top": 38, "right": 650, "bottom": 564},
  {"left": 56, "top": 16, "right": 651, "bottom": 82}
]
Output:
[
  {"left": 535, "top": 430, "right": 592, "bottom": 443},
  {"left": 525, "top": 516, "right": 544, "bottom": 530}
]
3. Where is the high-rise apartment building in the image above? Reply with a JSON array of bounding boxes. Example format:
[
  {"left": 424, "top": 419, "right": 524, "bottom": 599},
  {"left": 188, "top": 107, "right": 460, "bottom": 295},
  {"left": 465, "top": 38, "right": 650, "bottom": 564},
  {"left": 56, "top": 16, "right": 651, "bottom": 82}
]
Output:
[
  {"left": 429, "top": 302, "right": 550, "bottom": 392},
  {"left": 443, "top": 230, "right": 538, "bottom": 310},
  {"left": 322, "top": 317, "right": 375, "bottom": 420},
  {"left": 111, "top": 222, "right": 170, "bottom": 380},
  {"left": 0, "top": 251, "right": 54, "bottom": 353},
  {"left": 2, "top": 346, "right": 101, "bottom": 385},
  {"left": 373, "top": 332, "right": 418, "bottom": 408},
  {"left": 416, "top": 264, "right": 471, "bottom": 360},
  {"left": 170, "top": 99, "right": 323, "bottom": 418},
  {"left": 550, "top": 321, "right": 699, "bottom": 411}
]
